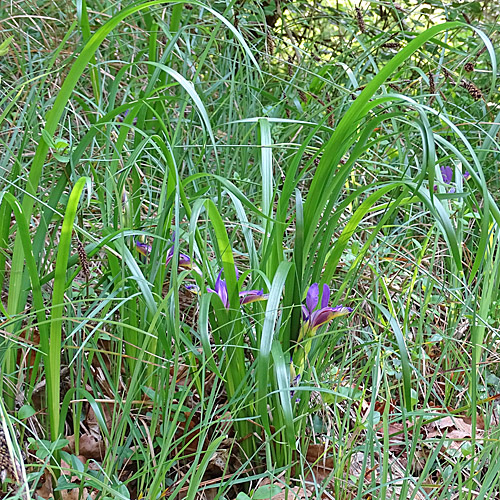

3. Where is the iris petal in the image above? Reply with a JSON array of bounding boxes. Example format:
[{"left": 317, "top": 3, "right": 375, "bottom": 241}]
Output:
[
  {"left": 214, "top": 274, "right": 229, "bottom": 308},
  {"left": 441, "top": 165, "right": 453, "bottom": 184},
  {"left": 321, "top": 284, "right": 330, "bottom": 309},
  {"left": 309, "top": 308, "right": 336, "bottom": 330},
  {"left": 165, "top": 246, "right": 193, "bottom": 269},
  {"left": 208, "top": 277, "right": 229, "bottom": 309},
  {"left": 135, "top": 241, "right": 152, "bottom": 257},
  {"left": 165, "top": 247, "right": 174, "bottom": 266},
  {"left": 301, "top": 305, "right": 309, "bottom": 321},
  {"left": 306, "top": 283, "right": 319, "bottom": 315},
  {"left": 239, "top": 289, "right": 268, "bottom": 305},
  {"left": 214, "top": 270, "right": 223, "bottom": 294},
  {"left": 208, "top": 271, "right": 269, "bottom": 310},
  {"left": 331, "top": 305, "right": 353, "bottom": 315},
  {"left": 310, "top": 305, "right": 353, "bottom": 330},
  {"left": 178, "top": 252, "right": 192, "bottom": 268}
]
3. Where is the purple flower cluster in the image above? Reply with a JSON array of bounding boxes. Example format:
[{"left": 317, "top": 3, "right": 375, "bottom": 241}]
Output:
[
  {"left": 136, "top": 240, "right": 267, "bottom": 309},
  {"left": 135, "top": 240, "right": 192, "bottom": 269}
]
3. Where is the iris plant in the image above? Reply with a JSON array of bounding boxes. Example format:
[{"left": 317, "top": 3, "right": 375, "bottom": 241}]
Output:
[
  {"left": 207, "top": 269, "right": 268, "bottom": 309},
  {"left": 292, "top": 283, "right": 352, "bottom": 380}
]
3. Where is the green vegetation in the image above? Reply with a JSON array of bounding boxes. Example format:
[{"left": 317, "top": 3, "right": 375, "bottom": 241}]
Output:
[{"left": 0, "top": 0, "right": 499, "bottom": 498}]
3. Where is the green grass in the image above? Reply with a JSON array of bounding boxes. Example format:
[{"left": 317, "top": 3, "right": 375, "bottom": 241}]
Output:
[{"left": 1, "top": 0, "right": 500, "bottom": 498}]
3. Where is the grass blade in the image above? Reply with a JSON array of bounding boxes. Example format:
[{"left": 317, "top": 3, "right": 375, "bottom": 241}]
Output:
[{"left": 47, "top": 176, "right": 89, "bottom": 440}]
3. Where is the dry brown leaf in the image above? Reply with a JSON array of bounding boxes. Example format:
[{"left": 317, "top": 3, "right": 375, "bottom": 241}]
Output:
[
  {"left": 303, "top": 443, "right": 428, "bottom": 500},
  {"left": 173, "top": 412, "right": 208, "bottom": 456},
  {"left": 426, "top": 415, "right": 476, "bottom": 437},
  {"left": 60, "top": 487, "right": 81, "bottom": 500},
  {"left": 206, "top": 448, "right": 229, "bottom": 476},
  {"left": 268, "top": 485, "right": 310, "bottom": 499},
  {"left": 302, "top": 443, "right": 335, "bottom": 485},
  {"left": 79, "top": 434, "right": 106, "bottom": 461},
  {"left": 63, "top": 433, "right": 106, "bottom": 461},
  {"left": 257, "top": 478, "right": 311, "bottom": 500},
  {"left": 85, "top": 401, "right": 114, "bottom": 435},
  {"left": 59, "top": 457, "right": 92, "bottom": 500},
  {"left": 35, "top": 470, "right": 53, "bottom": 499},
  {"left": 305, "top": 443, "right": 334, "bottom": 469},
  {"left": 435, "top": 416, "right": 459, "bottom": 429},
  {"left": 424, "top": 414, "right": 484, "bottom": 454}
]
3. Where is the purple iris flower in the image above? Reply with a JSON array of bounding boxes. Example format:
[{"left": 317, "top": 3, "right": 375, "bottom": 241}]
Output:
[
  {"left": 433, "top": 166, "right": 470, "bottom": 193},
  {"left": 117, "top": 109, "right": 138, "bottom": 127},
  {"left": 207, "top": 270, "right": 229, "bottom": 308},
  {"left": 207, "top": 269, "right": 268, "bottom": 309},
  {"left": 135, "top": 241, "right": 152, "bottom": 258},
  {"left": 165, "top": 246, "right": 192, "bottom": 268},
  {"left": 239, "top": 289, "right": 267, "bottom": 305},
  {"left": 301, "top": 283, "right": 352, "bottom": 334},
  {"left": 135, "top": 240, "right": 192, "bottom": 269},
  {"left": 441, "top": 166, "right": 453, "bottom": 185},
  {"left": 291, "top": 283, "right": 352, "bottom": 382}
]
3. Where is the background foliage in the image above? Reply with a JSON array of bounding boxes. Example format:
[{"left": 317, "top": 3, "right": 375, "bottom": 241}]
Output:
[{"left": 0, "top": 0, "right": 499, "bottom": 499}]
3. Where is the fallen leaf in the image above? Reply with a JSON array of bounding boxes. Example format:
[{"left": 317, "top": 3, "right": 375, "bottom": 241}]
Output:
[
  {"left": 256, "top": 478, "right": 311, "bottom": 499},
  {"left": 264, "top": 485, "right": 309, "bottom": 499},
  {"left": 63, "top": 434, "right": 105, "bottom": 461},
  {"left": 35, "top": 470, "right": 53, "bottom": 499}
]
